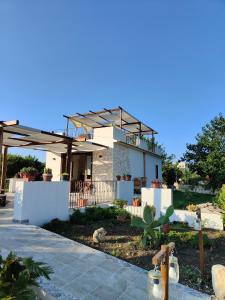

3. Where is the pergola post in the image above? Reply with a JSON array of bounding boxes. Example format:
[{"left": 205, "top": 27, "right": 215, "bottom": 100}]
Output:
[
  {"left": 0, "top": 146, "right": 8, "bottom": 193},
  {"left": 66, "top": 141, "right": 72, "bottom": 179}
]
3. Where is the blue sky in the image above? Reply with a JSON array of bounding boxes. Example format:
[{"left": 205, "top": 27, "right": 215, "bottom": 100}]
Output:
[{"left": 0, "top": 0, "right": 225, "bottom": 162}]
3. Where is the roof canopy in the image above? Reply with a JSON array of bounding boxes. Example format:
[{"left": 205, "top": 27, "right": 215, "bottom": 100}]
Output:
[
  {"left": 1, "top": 123, "right": 106, "bottom": 153},
  {"left": 66, "top": 106, "right": 157, "bottom": 135}
]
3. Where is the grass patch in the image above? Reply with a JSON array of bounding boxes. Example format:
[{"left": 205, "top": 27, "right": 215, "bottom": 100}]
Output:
[{"left": 173, "top": 190, "right": 214, "bottom": 209}]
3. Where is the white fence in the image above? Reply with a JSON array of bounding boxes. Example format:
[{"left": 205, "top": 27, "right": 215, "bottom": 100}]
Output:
[{"left": 125, "top": 206, "right": 224, "bottom": 231}]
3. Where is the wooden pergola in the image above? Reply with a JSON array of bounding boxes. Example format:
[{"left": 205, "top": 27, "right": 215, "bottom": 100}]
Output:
[
  {"left": 64, "top": 106, "right": 158, "bottom": 137},
  {"left": 0, "top": 119, "right": 108, "bottom": 194}
]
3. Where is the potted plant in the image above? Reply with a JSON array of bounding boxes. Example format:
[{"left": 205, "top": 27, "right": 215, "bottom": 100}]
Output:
[
  {"left": 61, "top": 172, "right": 69, "bottom": 181},
  {"left": 151, "top": 179, "right": 162, "bottom": 188},
  {"left": 126, "top": 174, "right": 132, "bottom": 181},
  {"left": 77, "top": 198, "right": 88, "bottom": 207},
  {"left": 122, "top": 174, "right": 126, "bottom": 180},
  {"left": 20, "top": 167, "right": 38, "bottom": 182},
  {"left": 0, "top": 251, "right": 53, "bottom": 299},
  {"left": 42, "top": 167, "right": 53, "bottom": 182},
  {"left": 113, "top": 198, "right": 128, "bottom": 208},
  {"left": 116, "top": 208, "right": 130, "bottom": 222},
  {"left": 160, "top": 205, "right": 174, "bottom": 234},
  {"left": 141, "top": 176, "right": 147, "bottom": 187},
  {"left": 132, "top": 198, "right": 141, "bottom": 206},
  {"left": 116, "top": 175, "right": 121, "bottom": 181}
]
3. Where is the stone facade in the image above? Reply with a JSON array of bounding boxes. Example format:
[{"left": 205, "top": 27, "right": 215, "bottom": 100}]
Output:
[{"left": 92, "top": 148, "right": 113, "bottom": 181}]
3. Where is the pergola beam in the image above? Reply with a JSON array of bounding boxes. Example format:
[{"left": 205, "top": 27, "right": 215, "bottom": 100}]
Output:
[{"left": 0, "top": 120, "right": 19, "bottom": 127}]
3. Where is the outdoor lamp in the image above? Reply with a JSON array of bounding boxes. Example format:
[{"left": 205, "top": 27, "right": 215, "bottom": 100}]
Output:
[
  {"left": 148, "top": 266, "right": 163, "bottom": 299},
  {"left": 169, "top": 251, "right": 179, "bottom": 284}
]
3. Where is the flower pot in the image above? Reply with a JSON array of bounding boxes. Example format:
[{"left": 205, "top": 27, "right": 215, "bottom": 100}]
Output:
[
  {"left": 116, "top": 175, "right": 121, "bottom": 181},
  {"left": 151, "top": 180, "right": 161, "bottom": 188},
  {"left": 43, "top": 174, "right": 53, "bottom": 182},
  {"left": 117, "top": 215, "right": 127, "bottom": 222},
  {"left": 162, "top": 224, "right": 170, "bottom": 234},
  {"left": 126, "top": 175, "right": 132, "bottom": 181},
  {"left": 77, "top": 198, "right": 88, "bottom": 207},
  {"left": 122, "top": 175, "right": 126, "bottom": 181},
  {"left": 141, "top": 177, "right": 147, "bottom": 187},
  {"left": 132, "top": 198, "right": 141, "bottom": 207},
  {"left": 0, "top": 194, "right": 6, "bottom": 207},
  {"left": 61, "top": 174, "right": 69, "bottom": 181},
  {"left": 22, "top": 174, "right": 36, "bottom": 182}
]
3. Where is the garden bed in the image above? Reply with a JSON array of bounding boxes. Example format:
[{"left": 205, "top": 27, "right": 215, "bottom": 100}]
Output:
[{"left": 43, "top": 212, "right": 225, "bottom": 295}]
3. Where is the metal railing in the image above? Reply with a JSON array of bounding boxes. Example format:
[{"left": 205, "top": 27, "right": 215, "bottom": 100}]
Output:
[{"left": 69, "top": 180, "right": 117, "bottom": 208}]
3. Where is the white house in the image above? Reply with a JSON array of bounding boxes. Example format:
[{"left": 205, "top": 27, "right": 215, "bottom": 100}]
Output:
[{"left": 46, "top": 107, "right": 163, "bottom": 203}]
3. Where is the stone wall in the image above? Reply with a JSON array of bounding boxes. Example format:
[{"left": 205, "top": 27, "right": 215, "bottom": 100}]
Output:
[{"left": 92, "top": 148, "right": 113, "bottom": 181}]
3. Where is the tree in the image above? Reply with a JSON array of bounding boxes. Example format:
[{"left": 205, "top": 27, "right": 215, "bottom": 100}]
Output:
[
  {"left": 161, "top": 148, "right": 183, "bottom": 187},
  {"left": 6, "top": 154, "right": 45, "bottom": 178},
  {"left": 183, "top": 114, "right": 225, "bottom": 191}
]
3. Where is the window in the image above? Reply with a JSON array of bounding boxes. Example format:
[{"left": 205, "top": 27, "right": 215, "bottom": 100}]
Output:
[{"left": 155, "top": 164, "right": 159, "bottom": 179}]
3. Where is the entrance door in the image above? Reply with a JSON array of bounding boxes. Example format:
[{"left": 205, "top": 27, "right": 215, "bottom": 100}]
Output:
[{"left": 71, "top": 153, "right": 92, "bottom": 182}]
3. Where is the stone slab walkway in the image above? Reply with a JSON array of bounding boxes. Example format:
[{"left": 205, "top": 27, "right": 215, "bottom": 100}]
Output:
[{"left": 0, "top": 196, "right": 211, "bottom": 300}]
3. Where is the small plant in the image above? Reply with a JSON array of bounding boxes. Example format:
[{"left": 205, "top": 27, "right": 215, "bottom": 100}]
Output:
[
  {"left": 43, "top": 167, "right": 52, "bottom": 174},
  {"left": 0, "top": 251, "right": 53, "bottom": 300},
  {"left": 186, "top": 204, "right": 198, "bottom": 212},
  {"left": 113, "top": 199, "right": 128, "bottom": 208},
  {"left": 20, "top": 167, "right": 38, "bottom": 175},
  {"left": 61, "top": 172, "right": 69, "bottom": 181},
  {"left": 115, "top": 208, "right": 130, "bottom": 221},
  {"left": 131, "top": 205, "right": 174, "bottom": 248}
]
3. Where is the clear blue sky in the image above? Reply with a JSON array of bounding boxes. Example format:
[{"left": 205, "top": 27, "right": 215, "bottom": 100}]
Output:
[{"left": 1, "top": 0, "right": 225, "bottom": 162}]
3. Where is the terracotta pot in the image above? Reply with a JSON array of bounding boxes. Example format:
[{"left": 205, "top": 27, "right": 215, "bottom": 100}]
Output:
[
  {"left": 151, "top": 180, "right": 161, "bottom": 188},
  {"left": 77, "top": 198, "right": 88, "bottom": 207},
  {"left": 22, "top": 174, "right": 36, "bottom": 182},
  {"left": 116, "top": 175, "right": 121, "bottom": 181},
  {"left": 43, "top": 174, "right": 53, "bottom": 182},
  {"left": 126, "top": 175, "right": 132, "bottom": 181},
  {"left": 122, "top": 175, "right": 126, "bottom": 181},
  {"left": 132, "top": 198, "right": 141, "bottom": 207},
  {"left": 162, "top": 224, "right": 170, "bottom": 234},
  {"left": 76, "top": 135, "right": 86, "bottom": 142},
  {"left": 117, "top": 215, "right": 127, "bottom": 222}
]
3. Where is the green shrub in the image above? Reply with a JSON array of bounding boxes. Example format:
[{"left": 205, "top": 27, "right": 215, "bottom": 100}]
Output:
[
  {"left": 115, "top": 208, "right": 130, "bottom": 219},
  {"left": 214, "top": 184, "right": 225, "bottom": 211},
  {"left": 0, "top": 251, "right": 53, "bottom": 300},
  {"left": 69, "top": 207, "right": 118, "bottom": 224},
  {"left": 113, "top": 199, "right": 128, "bottom": 208},
  {"left": 43, "top": 218, "right": 70, "bottom": 232},
  {"left": 164, "top": 231, "right": 212, "bottom": 248}
]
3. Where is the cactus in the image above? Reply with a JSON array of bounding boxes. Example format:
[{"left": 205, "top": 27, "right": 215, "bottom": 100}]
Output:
[{"left": 131, "top": 205, "right": 174, "bottom": 247}]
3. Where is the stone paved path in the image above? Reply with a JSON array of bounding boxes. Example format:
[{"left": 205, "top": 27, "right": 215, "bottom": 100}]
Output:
[{"left": 0, "top": 195, "right": 211, "bottom": 300}]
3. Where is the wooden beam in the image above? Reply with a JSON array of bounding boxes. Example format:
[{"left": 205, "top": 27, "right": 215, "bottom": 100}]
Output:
[
  {"left": 66, "top": 141, "right": 72, "bottom": 179},
  {"left": 76, "top": 112, "right": 104, "bottom": 127},
  {"left": 0, "top": 146, "right": 8, "bottom": 193},
  {"left": 0, "top": 120, "right": 19, "bottom": 127}
]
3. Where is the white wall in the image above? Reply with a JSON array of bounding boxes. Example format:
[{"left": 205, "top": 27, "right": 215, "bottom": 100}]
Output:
[
  {"left": 145, "top": 154, "right": 162, "bottom": 186},
  {"left": 170, "top": 210, "right": 224, "bottom": 231},
  {"left": 46, "top": 152, "right": 62, "bottom": 181},
  {"left": 113, "top": 143, "right": 162, "bottom": 186},
  {"left": 142, "top": 188, "right": 173, "bottom": 218},
  {"left": 116, "top": 181, "right": 134, "bottom": 205},
  {"left": 13, "top": 181, "right": 69, "bottom": 226}
]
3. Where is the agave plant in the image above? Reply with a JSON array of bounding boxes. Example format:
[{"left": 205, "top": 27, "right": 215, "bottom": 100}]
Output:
[
  {"left": 0, "top": 251, "right": 53, "bottom": 300},
  {"left": 131, "top": 205, "right": 174, "bottom": 248}
]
